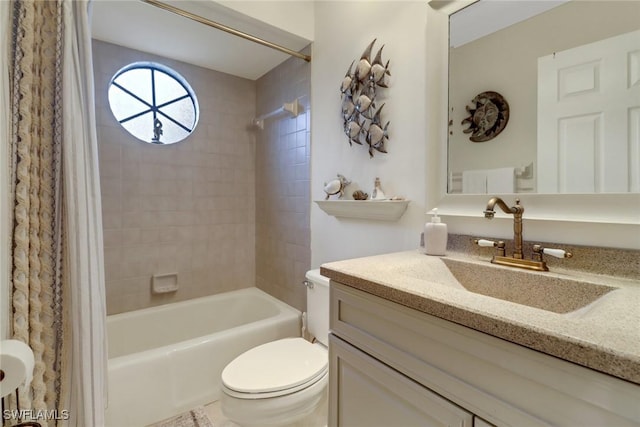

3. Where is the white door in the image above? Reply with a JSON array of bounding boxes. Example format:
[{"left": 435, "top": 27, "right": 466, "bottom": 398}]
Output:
[{"left": 538, "top": 30, "right": 640, "bottom": 193}]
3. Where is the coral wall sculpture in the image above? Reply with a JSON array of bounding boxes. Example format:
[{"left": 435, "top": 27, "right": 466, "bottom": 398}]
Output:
[{"left": 340, "top": 39, "right": 391, "bottom": 158}]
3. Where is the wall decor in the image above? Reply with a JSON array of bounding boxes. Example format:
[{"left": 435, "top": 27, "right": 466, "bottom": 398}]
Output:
[
  {"left": 371, "top": 177, "right": 386, "bottom": 200},
  {"left": 461, "top": 91, "right": 509, "bottom": 142},
  {"left": 341, "top": 39, "right": 391, "bottom": 158},
  {"left": 352, "top": 190, "right": 369, "bottom": 200},
  {"left": 323, "top": 174, "right": 351, "bottom": 199}
]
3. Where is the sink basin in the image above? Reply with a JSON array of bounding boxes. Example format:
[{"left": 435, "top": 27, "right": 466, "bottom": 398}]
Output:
[{"left": 440, "top": 258, "right": 616, "bottom": 314}]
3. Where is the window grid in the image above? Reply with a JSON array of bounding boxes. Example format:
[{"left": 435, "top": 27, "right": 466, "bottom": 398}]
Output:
[{"left": 108, "top": 62, "right": 198, "bottom": 145}]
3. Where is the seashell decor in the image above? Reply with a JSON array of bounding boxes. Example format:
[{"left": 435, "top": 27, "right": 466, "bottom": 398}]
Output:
[
  {"left": 341, "top": 39, "right": 391, "bottom": 158},
  {"left": 324, "top": 174, "right": 351, "bottom": 200},
  {"left": 352, "top": 190, "right": 369, "bottom": 200}
]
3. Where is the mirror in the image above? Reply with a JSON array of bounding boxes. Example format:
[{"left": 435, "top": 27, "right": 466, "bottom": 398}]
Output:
[
  {"left": 448, "top": 0, "right": 640, "bottom": 194},
  {"left": 426, "top": 0, "right": 639, "bottom": 250}
]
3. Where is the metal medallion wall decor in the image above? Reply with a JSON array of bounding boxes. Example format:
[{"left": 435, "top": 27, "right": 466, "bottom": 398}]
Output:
[
  {"left": 461, "top": 91, "right": 509, "bottom": 142},
  {"left": 340, "top": 39, "right": 391, "bottom": 158}
]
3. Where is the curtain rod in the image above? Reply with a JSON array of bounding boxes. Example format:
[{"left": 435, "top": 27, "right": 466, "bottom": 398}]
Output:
[{"left": 141, "top": 0, "right": 311, "bottom": 62}]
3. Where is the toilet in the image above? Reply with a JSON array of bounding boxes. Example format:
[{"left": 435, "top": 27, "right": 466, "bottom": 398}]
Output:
[{"left": 220, "top": 269, "right": 330, "bottom": 427}]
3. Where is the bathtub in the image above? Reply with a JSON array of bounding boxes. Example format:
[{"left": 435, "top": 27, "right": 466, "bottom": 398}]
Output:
[{"left": 104, "top": 288, "right": 301, "bottom": 427}]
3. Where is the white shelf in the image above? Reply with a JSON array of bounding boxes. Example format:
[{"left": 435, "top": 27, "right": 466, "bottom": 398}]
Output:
[{"left": 315, "top": 200, "right": 410, "bottom": 221}]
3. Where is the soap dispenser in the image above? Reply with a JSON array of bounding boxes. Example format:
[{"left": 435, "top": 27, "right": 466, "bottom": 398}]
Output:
[{"left": 424, "top": 208, "right": 447, "bottom": 256}]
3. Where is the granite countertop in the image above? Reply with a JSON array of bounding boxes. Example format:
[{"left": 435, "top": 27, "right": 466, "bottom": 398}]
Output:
[{"left": 320, "top": 250, "right": 640, "bottom": 385}]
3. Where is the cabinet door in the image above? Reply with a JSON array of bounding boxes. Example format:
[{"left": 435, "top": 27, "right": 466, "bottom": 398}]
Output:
[
  {"left": 474, "top": 416, "right": 496, "bottom": 427},
  {"left": 329, "top": 334, "right": 473, "bottom": 427}
]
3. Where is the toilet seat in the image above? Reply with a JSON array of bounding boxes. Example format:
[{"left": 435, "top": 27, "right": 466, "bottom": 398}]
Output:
[{"left": 221, "top": 337, "right": 327, "bottom": 400}]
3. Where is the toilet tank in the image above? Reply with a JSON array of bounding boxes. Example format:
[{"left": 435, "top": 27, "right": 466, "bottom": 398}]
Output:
[{"left": 305, "top": 269, "right": 330, "bottom": 346}]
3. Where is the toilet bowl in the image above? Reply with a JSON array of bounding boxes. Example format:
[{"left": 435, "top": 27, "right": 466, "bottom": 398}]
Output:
[
  {"left": 221, "top": 338, "right": 327, "bottom": 426},
  {"left": 221, "top": 270, "right": 330, "bottom": 427}
]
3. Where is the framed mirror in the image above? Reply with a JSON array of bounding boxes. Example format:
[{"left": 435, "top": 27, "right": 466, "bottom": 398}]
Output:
[
  {"left": 426, "top": 0, "right": 640, "bottom": 249},
  {"left": 448, "top": 0, "right": 640, "bottom": 195}
]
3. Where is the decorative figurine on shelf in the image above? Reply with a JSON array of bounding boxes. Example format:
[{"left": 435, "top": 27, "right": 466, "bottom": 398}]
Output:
[
  {"left": 371, "top": 177, "right": 386, "bottom": 200},
  {"left": 324, "top": 174, "right": 351, "bottom": 200},
  {"left": 340, "top": 39, "right": 391, "bottom": 158},
  {"left": 352, "top": 190, "right": 369, "bottom": 200}
]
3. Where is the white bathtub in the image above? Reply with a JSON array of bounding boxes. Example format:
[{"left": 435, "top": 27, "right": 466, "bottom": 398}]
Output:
[{"left": 105, "top": 288, "right": 301, "bottom": 427}]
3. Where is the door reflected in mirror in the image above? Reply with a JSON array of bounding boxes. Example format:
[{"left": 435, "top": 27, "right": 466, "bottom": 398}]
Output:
[{"left": 448, "top": 0, "right": 640, "bottom": 194}]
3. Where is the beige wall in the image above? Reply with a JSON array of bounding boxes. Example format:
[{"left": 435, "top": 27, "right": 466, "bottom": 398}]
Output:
[
  {"left": 94, "top": 40, "right": 256, "bottom": 315},
  {"left": 255, "top": 48, "right": 311, "bottom": 312}
]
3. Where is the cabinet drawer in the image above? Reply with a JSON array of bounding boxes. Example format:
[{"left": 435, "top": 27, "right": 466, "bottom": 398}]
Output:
[
  {"left": 329, "top": 334, "right": 473, "bottom": 427},
  {"left": 330, "top": 281, "right": 640, "bottom": 426}
]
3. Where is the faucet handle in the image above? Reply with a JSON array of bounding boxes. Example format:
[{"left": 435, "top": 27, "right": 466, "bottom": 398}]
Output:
[
  {"left": 475, "top": 239, "right": 496, "bottom": 247},
  {"left": 543, "top": 248, "right": 573, "bottom": 259},
  {"left": 532, "top": 245, "right": 573, "bottom": 261},
  {"left": 474, "top": 239, "right": 506, "bottom": 257}
]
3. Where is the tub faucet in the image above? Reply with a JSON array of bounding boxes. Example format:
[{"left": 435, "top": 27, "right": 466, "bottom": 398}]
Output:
[{"left": 484, "top": 197, "right": 524, "bottom": 259}]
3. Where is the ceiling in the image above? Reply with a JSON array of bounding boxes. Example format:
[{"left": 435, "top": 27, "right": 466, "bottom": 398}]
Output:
[
  {"left": 450, "top": 0, "right": 569, "bottom": 48},
  {"left": 91, "top": 0, "right": 311, "bottom": 80}
]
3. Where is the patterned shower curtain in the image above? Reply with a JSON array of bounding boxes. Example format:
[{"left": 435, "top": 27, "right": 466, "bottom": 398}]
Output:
[
  {"left": 10, "top": 1, "right": 67, "bottom": 424},
  {"left": 8, "top": 1, "right": 107, "bottom": 426}
]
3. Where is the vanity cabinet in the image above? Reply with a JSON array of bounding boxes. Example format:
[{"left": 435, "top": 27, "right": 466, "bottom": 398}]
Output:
[
  {"left": 328, "top": 281, "right": 640, "bottom": 427},
  {"left": 330, "top": 334, "right": 473, "bottom": 426}
]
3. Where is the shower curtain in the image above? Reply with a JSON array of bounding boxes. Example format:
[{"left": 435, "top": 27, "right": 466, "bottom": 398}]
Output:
[
  {"left": 61, "top": 2, "right": 108, "bottom": 425},
  {"left": 0, "top": 0, "right": 10, "bottom": 341},
  {"left": 7, "top": 1, "right": 106, "bottom": 426}
]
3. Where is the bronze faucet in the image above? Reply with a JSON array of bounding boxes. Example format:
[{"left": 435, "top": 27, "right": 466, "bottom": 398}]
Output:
[
  {"left": 484, "top": 197, "right": 524, "bottom": 259},
  {"left": 479, "top": 197, "right": 571, "bottom": 271}
]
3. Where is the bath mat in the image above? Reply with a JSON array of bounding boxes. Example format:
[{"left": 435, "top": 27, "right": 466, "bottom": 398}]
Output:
[{"left": 147, "top": 406, "right": 214, "bottom": 427}]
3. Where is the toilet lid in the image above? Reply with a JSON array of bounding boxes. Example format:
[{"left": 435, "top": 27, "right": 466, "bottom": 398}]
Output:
[{"left": 222, "top": 337, "right": 327, "bottom": 394}]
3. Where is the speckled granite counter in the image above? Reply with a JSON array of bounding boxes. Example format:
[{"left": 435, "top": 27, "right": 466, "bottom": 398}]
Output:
[{"left": 320, "top": 250, "right": 640, "bottom": 385}]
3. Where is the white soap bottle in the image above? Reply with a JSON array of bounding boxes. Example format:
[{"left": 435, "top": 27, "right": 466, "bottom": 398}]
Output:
[{"left": 424, "top": 208, "right": 447, "bottom": 256}]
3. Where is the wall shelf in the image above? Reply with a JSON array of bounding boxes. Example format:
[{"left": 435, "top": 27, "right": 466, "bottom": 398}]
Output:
[{"left": 315, "top": 200, "right": 410, "bottom": 221}]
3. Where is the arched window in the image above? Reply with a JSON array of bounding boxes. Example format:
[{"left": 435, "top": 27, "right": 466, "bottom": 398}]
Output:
[{"left": 108, "top": 62, "right": 199, "bottom": 145}]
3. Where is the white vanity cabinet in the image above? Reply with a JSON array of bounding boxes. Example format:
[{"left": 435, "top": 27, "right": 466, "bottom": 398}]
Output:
[
  {"left": 328, "top": 281, "right": 640, "bottom": 427},
  {"left": 330, "top": 334, "right": 474, "bottom": 426}
]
